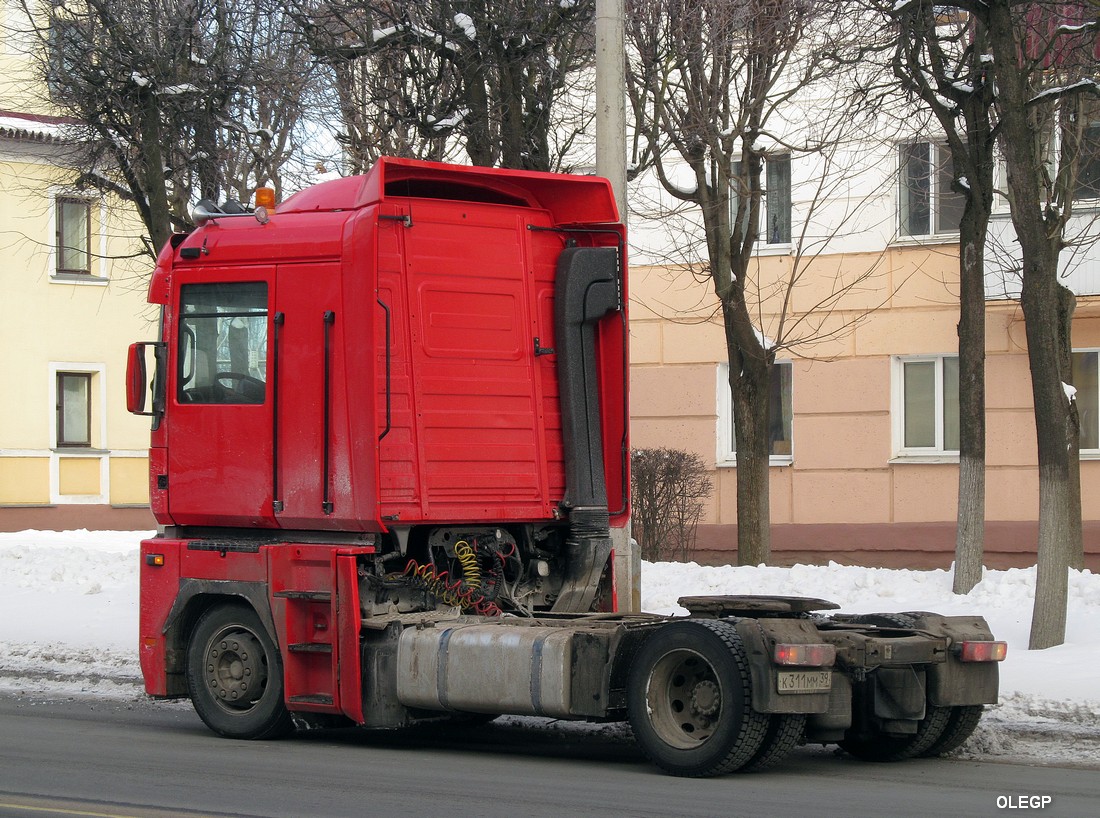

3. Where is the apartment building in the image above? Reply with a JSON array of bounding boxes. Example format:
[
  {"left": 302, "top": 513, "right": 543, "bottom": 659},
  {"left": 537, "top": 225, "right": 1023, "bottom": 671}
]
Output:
[{"left": 627, "top": 131, "right": 1100, "bottom": 570}]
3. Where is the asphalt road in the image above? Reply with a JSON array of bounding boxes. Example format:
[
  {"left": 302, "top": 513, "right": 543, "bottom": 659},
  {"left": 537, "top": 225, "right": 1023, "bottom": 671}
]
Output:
[{"left": 0, "top": 695, "right": 1095, "bottom": 818}]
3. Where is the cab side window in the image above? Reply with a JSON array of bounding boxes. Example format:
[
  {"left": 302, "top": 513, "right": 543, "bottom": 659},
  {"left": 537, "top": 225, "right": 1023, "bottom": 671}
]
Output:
[{"left": 178, "top": 282, "right": 268, "bottom": 404}]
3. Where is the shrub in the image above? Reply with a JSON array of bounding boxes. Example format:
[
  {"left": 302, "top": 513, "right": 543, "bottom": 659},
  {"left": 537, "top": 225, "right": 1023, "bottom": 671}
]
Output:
[{"left": 630, "top": 448, "right": 713, "bottom": 562}]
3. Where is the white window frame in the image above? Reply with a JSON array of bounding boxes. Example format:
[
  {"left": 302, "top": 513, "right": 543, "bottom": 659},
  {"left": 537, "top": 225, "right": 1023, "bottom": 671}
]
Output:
[
  {"left": 1072, "top": 348, "right": 1100, "bottom": 458},
  {"left": 990, "top": 117, "right": 1100, "bottom": 215},
  {"left": 47, "top": 362, "right": 109, "bottom": 504},
  {"left": 49, "top": 188, "right": 107, "bottom": 284},
  {"left": 56, "top": 370, "right": 92, "bottom": 447},
  {"left": 897, "top": 141, "right": 964, "bottom": 240},
  {"left": 716, "top": 361, "right": 794, "bottom": 468},
  {"left": 55, "top": 195, "right": 91, "bottom": 275},
  {"left": 891, "top": 354, "right": 959, "bottom": 462},
  {"left": 764, "top": 154, "right": 792, "bottom": 246},
  {"left": 730, "top": 154, "right": 793, "bottom": 251}
]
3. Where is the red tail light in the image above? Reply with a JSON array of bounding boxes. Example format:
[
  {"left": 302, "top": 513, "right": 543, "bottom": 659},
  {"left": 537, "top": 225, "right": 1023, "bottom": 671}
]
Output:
[
  {"left": 774, "top": 643, "right": 836, "bottom": 666},
  {"left": 958, "top": 641, "right": 1008, "bottom": 662}
]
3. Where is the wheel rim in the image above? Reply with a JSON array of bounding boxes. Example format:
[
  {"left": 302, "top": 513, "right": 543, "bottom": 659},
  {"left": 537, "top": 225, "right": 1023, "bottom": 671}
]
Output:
[
  {"left": 645, "top": 648, "right": 723, "bottom": 749},
  {"left": 201, "top": 625, "right": 270, "bottom": 714}
]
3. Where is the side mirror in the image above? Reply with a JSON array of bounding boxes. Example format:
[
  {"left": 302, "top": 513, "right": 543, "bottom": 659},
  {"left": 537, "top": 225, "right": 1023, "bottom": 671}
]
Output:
[
  {"left": 127, "top": 342, "right": 164, "bottom": 417},
  {"left": 126, "top": 343, "right": 147, "bottom": 414}
]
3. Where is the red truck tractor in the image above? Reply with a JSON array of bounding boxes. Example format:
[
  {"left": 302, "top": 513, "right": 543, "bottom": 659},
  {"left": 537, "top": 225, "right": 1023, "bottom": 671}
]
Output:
[{"left": 128, "top": 157, "right": 1004, "bottom": 777}]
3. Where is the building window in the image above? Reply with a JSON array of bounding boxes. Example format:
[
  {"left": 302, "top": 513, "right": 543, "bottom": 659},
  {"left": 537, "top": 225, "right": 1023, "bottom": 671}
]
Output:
[
  {"left": 56, "top": 372, "right": 92, "bottom": 447},
  {"left": 731, "top": 155, "right": 792, "bottom": 246},
  {"left": 47, "top": 15, "right": 87, "bottom": 99},
  {"left": 895, "top": 355, "right": 959, "bottom": 455},
  {"left": 178, "top": 282, "right": 269, "bottom": 404},
  {"left": 1073, "top": 350, "right": 1099, "bottom": 451},
  {"left": 1074, "top": 123, "right": 1100, "bottom": 202},
  {"left": 56, "top": 197, "right": 91, "bottom": 275},
  {"left": 899, "top": 142, "right": 964, "bottom": 237},
  {"left": 765, "top": 155, "right": 791, "bottom": 244},
  {"left": 717, "top": 361, "right": 793, "bottom": 465}
]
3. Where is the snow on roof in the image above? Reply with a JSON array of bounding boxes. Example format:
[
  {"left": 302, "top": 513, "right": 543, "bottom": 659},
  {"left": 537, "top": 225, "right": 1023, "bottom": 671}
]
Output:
[{"left": 0, "top": 110, "right": 80, "bottom": 143}]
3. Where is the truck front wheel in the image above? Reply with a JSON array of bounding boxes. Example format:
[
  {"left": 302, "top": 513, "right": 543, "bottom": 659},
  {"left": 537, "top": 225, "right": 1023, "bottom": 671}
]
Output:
[
  {"left": 627, "top": 620, "right": 769, "bottom": 777},
  {"left": 186, "top": 603, "right": 292, "bottom": 740}
]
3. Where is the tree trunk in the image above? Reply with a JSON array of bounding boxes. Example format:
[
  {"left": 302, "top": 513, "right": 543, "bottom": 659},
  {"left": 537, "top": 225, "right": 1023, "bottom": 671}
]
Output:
[
  {"left": 727, "top": 314, "right": 771, "bottom": 566},
  {"left": 460, "top": 52, "right": 494, "bottom": 167},
  {"left": 953, "top": 217, "right": 987, "bottom": 594},
  {"left": 1027, "top": 282, "right": 1082, "bottom": 649},
  {"left": 954, "top": 236, "right": 990, "bottom": 593},
  {"left": 138, "top": 91, "right": 172, "bottom": 253},
  {"left": 1020, "top": 267, "right": 1080, "bottom": 650}
]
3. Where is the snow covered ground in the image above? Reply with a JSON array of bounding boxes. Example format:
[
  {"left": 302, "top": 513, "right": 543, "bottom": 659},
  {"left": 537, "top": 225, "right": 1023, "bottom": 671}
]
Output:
[{"left": 1, "top": 529, "right": 1097, "bottom": 768}]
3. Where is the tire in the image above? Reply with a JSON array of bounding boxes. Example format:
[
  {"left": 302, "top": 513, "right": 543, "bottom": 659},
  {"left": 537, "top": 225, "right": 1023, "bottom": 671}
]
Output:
[
  {"left": 920, "top": 705, "right": 984, "bottom": 757},
  {"left": 739, "top": 713, "right": 806, "bottom": 773},
  {"left": 627, "top": 620, "right": 769, "bottom": 777},
  {"left": 839, "top": 704, "right": 952, "bottom": 762},
  {"left": 186, "top": 602, "right": 293, "bottom": 740}
]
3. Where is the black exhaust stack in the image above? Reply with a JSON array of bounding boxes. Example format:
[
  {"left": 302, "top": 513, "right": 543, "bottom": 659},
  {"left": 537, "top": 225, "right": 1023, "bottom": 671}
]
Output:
[{"left": 552, "top": 245, "right": 621, "bottom": 612}]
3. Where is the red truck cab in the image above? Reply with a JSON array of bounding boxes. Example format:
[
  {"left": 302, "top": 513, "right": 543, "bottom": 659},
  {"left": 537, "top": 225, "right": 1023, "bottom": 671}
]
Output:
[{"left": 130, "top": 157, "right": 628, "bottom": 705}]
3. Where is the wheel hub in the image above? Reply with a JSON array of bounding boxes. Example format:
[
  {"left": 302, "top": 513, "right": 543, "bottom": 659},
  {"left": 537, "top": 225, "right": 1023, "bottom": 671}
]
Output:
[
  {"left": 645, "top": 648, "right": 723, "bottom": 749},
  {"left": 205, "top": 630, "right": 266, "bottom": 709},
  {"left": 691, "top": 679, "right": 721, "bottom": 717}
]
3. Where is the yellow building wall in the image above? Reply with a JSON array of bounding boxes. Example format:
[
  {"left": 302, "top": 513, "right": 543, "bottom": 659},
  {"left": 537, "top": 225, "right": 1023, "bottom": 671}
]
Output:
[
  {"left": 110, "top": 458, "right": 151, "bottom": 505},
  {"left": 58, "top": 457, "right": 101, "bottom": 496},
  {"left": 0, "top": 458, "right": 50, "bottom": 504},
  {"left": 0, "top": 11, "right": 52, "bottom": 116}
]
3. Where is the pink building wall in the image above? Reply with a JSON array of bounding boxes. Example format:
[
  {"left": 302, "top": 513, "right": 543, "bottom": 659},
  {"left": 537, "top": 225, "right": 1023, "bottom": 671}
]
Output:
[{"left": 629, "top": 249, "right": 1100, "bottom": 569}]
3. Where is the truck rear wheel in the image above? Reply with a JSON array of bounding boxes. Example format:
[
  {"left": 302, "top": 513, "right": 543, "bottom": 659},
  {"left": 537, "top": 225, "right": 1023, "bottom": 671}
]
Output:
[
  {"left": 740, "top": 713, "right": 806, "bottom": 773},
  {"left": 186, "top": 602, "right": 292, "bottom": 740},
  {"left": 920, "top": 705, "right": 983, "bottom": 757},
  {"left": 838, "top": 611, "right": 957, "bottom": 762},
  {"left": 839, "top": 704, "right": 951, "bottom": 762},
  {"left": 627, "top": 620, "right": 768, "bottom": 777}
]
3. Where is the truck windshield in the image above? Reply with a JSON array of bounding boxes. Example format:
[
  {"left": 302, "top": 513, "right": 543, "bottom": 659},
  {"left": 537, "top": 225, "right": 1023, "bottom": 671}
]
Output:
[{"left": 177, "top": 282, "right": 268, "bottom": 404}]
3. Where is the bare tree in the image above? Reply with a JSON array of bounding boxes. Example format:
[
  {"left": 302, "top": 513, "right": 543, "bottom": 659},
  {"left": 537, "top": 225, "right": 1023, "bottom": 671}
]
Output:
[
  {"left": 626, "top": 0, "right": 881, "bottom": 565},
  {"left": 17, "top": 0, "right": 315, "bottom": 255},
  {"left": 883, "top": 2, "right": 998, "bottom": 594},
  {"left": 631, "top": 448, "right": 713, "bottom": 562},
  {"left": 295, "top": 0, "right": 596, "bottom": 172},
  {"left": 969, "top": 0, "right": 1097, "bottom": 649},
  {"left": 294, "top": 1, "right": 458, "bottom": 169},
  {"left": 219, "top": 4, "right": 320, "bottom": 202}
]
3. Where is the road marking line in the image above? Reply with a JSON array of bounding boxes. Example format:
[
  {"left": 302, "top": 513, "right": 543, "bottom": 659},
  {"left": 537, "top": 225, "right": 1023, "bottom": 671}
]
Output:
[
  {"left": 0, "top": 799, "right": 213, "bottom": 818},
  {"left": 0, "top": 802, "right": 138, "bottom": 818}
]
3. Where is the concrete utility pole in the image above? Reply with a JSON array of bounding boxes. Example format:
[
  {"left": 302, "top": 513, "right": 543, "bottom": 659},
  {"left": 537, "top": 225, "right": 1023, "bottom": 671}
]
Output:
[
  {"left": 595, "top": 0, "right": 627, "bottom": 221},
  {"left": 595, "top": 0, "right": 638, "bottom": 612}
]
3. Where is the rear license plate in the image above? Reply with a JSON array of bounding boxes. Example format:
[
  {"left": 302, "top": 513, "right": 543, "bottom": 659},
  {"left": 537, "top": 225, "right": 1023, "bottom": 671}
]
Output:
[{"left": 777, "top": 670, "right": 832, "bottom": 694}]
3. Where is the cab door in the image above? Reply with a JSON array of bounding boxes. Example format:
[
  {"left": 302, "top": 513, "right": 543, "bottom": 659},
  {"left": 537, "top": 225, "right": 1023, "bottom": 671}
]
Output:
[
  {"left": 165, "top": 268, "right": 277, "bottom": 527},
  {"left": 270, "top": 260, "right": 353, "bottom": 529}
]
